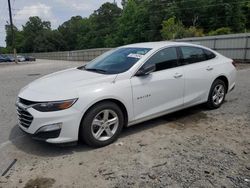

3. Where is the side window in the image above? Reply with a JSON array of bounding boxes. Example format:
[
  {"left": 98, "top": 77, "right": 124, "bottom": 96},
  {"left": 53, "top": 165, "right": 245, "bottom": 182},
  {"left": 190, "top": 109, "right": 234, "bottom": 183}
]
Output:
[
  {"left": 180, "top": 46, "right": 207, "bottom": 64},
  {"left": 144, "top": 47, "right": 179, "bottom": 72},
  {"left": 203, "top": 49, "right": 216, "bottom": 60}
]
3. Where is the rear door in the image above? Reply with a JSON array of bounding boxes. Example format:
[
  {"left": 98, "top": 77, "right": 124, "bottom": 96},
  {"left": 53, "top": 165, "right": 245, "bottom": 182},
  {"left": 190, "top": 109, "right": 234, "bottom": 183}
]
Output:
[
  {"left": 131, "top": 47, "right": 184, "bottom": 121},
  {"left": 179, "top": 46, "right": 217, "bottom": 106}
]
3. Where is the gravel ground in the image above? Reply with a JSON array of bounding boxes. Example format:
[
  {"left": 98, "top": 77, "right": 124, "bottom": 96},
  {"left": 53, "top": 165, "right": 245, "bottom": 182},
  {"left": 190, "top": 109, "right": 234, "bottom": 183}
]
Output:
[{"left": 0, "top": 60, "right": 249, "bottom": 188}]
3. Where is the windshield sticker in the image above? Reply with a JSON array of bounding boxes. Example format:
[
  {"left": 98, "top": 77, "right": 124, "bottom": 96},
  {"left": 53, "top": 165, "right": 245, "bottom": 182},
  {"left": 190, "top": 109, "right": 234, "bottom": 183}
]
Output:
[{"left": 127, "top": 53, "right": 144, "bottom": 59}]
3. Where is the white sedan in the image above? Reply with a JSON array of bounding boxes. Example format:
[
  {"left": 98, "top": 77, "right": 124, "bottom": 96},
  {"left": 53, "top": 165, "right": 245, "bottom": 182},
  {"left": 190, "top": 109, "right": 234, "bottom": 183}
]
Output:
[
  {"left": 17, "top": 55, "right": 26, "bottom": 62},
  {"left": 16, "top": 42, "right": 236, "bottom": 147}
]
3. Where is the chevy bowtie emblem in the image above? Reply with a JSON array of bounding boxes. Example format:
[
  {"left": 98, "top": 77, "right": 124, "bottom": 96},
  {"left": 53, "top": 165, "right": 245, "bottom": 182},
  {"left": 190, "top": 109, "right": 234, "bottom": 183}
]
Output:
[{"left": 16, "top": 102, "right": 28, "bottom": 110}]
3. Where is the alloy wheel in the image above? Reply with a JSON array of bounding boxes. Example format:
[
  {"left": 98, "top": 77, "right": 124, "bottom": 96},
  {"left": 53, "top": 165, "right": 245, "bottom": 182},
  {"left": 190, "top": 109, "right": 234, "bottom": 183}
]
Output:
[
  {"left": 91, "top": 109, "right": 119, "bottom": 141},
  {"left": 212, "top": 84, "right": 225, "bottom": 105}
]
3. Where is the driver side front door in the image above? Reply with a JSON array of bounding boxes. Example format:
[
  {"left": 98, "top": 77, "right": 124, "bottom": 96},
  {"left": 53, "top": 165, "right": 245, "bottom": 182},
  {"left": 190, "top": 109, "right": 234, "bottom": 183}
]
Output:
[{"left": 130, "top": 47, "right": 184, "bottom": 122}]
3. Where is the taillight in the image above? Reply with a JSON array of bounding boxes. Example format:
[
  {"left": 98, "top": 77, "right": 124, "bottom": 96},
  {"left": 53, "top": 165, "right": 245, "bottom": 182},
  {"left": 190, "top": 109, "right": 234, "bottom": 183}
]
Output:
[{"left": 232, "top": 60, "right": 236, "bottom": 67}]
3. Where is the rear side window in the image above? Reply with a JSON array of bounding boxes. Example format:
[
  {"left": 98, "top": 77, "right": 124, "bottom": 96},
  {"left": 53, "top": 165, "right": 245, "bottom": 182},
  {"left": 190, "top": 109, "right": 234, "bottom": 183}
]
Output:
[
  {"left": 144, "top": 47, "right": 179, "bottom": 72},
  {"left": 180, "top": 46, "right": 207, "bottom": 64},
  {"left": 203, "top": 49, "right": 216, "bottom": 60}
]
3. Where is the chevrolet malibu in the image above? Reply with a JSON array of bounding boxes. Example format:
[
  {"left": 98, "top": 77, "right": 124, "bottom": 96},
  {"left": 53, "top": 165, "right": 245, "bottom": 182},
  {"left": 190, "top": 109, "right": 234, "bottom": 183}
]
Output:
[{"left": 16, "top": 42, "right": 236, "bottom": 147}]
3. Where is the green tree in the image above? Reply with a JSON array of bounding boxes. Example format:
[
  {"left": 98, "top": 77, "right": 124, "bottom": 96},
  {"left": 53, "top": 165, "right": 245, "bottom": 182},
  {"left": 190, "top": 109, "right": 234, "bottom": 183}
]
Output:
[
  {"left": 208, "top": 27, "right": 232, "bottom": 36},
  {"left": 58, "top": 16, "right": 84, "bottom": 50},
  {"left": 58, "top": 2, "right": 122, "bottom": 50},
  {"left": 117, "top": 0, "right": 148, "bottom": 44},
  {"left": 4, "top": 0, "right": 250, "bottom": 52},
  {"left": 161, "top": 17, "right": 204, "bottom": 40},
  {"left": 76, "top": 18, "right": 95, "bottom": 49},
  {"left": 87, "top": 2, "right": 122, "bottom": 48},
  {"left": 161, "top": 17, "right": 186, "bottom": 40},
  {"left": 50, "top": 30, "right": 67, "bottom": 51},
  {"left": 5, "top": 25, "right": 15, "bottom": 48},
  {"left": 32, "top": 30, "right": 67, "bottom": 52},
  {"left": 201, "top": 0, "right": 246, "bottom": 32},
  {"left": 121, "top": 0, "right": 128, "bottom": 7},
  {"left": 142, "top": 0, "right": 170, "bottom": 41},
  {"left": 171, "top": 0, "right": 207, "bottom": 27},
  {"left": 5, "top": 24, "right": 24, "bottom": 52},
  {"left": 22, "top": 16, "right": 52, "bottom": 52},
  {"left": 243, "top": 1, "right": 250, "bottom": 29},
  {"left": 185, "top": 27, "right": 204, "bottom": 38},
  {"left": 0, "top": 47, "right": 8, "bottom": 54}
]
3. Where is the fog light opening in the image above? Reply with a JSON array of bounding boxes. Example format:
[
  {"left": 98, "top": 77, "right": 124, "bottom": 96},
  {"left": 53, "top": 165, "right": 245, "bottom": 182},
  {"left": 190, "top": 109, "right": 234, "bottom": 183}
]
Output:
[{"left": 36, "top": 123, "right": 62, "bottom": 133}]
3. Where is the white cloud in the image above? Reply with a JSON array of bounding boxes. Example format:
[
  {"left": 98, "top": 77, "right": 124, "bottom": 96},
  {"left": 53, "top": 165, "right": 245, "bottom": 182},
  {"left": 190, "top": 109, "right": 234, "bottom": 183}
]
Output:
[
  {"left": 55, "top": 0, "right": 122, "bottom": 12},
  {"left": 0, "top": 0, "right": 122, "bottom": 46},
  {"left": 71, "top": 2, "right": 95, "bottom": 11},
  {"left": 55, "top": 0, "right": 96, "bottom": 11},
  {"left": 13, "top": 3, "right": 58, "bottom": 28}
]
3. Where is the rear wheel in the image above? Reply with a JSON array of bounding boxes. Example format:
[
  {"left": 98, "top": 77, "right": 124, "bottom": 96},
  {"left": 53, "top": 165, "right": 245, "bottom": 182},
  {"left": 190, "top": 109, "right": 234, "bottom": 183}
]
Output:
[
  {"left": 80, "top": 101, "right": 124, "bottom": 147},
  {"left": 206, "top": 79, "right": 226, "bottom": 109}
]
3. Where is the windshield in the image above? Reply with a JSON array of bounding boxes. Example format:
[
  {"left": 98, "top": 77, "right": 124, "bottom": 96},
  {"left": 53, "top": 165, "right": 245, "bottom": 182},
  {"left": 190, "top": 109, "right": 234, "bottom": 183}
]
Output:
[{"left": 82, "top": 47, "right": 152, "bottom": 74}]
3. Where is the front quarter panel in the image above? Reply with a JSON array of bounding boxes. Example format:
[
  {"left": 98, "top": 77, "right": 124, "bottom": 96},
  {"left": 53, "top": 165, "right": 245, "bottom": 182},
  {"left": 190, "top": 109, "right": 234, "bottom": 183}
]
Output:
[{"left": 75, "top": 78, "right": 133, "bottom": 124}]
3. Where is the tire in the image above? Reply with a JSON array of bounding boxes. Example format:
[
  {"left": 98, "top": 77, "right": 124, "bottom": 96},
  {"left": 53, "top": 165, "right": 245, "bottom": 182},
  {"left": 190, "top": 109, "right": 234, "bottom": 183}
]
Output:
[
  {"left": 80, "top": 101, "right": 124, "bottom": 147},
  {"left": 206, "top": 79, "right": 226, "bottom": 109}
]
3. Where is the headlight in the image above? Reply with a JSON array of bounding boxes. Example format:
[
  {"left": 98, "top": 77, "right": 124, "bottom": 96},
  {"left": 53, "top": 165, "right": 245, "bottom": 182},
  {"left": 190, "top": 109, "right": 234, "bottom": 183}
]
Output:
[{"left": 32, "top": 99, "right": 78, "bottom": 112}]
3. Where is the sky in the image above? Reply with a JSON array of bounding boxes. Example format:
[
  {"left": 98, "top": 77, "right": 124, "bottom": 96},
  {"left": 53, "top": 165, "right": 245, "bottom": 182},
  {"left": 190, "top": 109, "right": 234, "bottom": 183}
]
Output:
[{"left": 0, "top": 0, "right": 122, "bottom": 47}]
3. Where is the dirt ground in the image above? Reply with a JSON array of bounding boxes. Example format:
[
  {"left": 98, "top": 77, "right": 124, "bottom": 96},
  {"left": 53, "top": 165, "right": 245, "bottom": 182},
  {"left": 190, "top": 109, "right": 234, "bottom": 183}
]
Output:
[{"left": 0, "top": 60, "right": 249, "bottom": 188}]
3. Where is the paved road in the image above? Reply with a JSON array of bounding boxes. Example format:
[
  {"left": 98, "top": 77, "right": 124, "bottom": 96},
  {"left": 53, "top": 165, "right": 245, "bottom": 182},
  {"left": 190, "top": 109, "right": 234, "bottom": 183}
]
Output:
[
  {"left": 0, "top": 60, "right": 84, "bottom": 172},
  {"left": 0, "top": 60, "right": 84, "bottom": 145},
  {"left": 0, "top": 61, "right": 249, "bottom": 187}
]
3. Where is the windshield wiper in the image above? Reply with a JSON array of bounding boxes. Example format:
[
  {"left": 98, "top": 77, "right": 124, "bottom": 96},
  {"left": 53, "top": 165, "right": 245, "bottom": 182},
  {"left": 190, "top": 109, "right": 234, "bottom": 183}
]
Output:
[{"left": 84, "top": 68, "right": 107, "bottom": 74}]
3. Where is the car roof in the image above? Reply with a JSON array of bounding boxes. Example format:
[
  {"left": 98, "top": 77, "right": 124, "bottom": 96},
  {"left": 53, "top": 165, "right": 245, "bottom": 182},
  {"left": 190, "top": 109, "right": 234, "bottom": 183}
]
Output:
[{"left": 121, "top": 41, "right": 206, "bottom": 50}]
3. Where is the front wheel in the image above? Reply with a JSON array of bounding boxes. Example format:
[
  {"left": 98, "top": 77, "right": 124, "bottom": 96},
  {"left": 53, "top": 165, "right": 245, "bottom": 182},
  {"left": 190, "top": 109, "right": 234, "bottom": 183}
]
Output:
[
  {"left": 80, "top": 101, "right": 124, "bottom": 147},
  {"left": 206, "top": 79, "right": 226, "bottom": 109}
]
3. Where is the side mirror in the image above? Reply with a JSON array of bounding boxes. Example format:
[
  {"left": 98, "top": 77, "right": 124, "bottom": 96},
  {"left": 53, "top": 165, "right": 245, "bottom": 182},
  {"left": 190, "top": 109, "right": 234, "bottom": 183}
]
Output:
[{"left": 135, "top": 64, "right": 156, "bottom": 76}]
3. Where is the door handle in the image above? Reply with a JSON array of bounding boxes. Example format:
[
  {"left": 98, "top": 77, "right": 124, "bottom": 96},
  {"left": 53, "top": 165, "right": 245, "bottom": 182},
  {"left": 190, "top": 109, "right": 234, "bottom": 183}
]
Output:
[
  {"left": 206, "top": 66, "right": 213, "bottom": 71},
  {"left": 174, "top": 73, "right": 183, "bottom": 78}
]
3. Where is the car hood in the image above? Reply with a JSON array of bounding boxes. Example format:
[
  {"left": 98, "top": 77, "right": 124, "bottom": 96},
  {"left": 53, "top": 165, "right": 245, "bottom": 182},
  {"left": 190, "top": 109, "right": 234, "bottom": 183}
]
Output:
[{"left": 18, "top": 68, "right": 117, "bottom": 101}]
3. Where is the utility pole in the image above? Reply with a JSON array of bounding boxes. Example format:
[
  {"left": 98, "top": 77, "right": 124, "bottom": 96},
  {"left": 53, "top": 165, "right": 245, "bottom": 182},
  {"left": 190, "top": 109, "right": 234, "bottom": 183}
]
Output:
[{"left": 7, "top": 0, "right": 17, "bottom": 63}]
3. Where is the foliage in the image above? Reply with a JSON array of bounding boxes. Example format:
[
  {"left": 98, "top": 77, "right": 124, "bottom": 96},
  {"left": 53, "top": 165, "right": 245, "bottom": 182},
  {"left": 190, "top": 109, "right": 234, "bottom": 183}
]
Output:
[
  {"left": 58, "top": 16, "right": 84, "bottom": 51},
  {"left": 21, "top": 16, "right": 53, "bottom": 52},
  {"left": 185, "top": 27, "right": 204, "bottom": 38},
  {"left": 0, "top": 46, "right": 9, "bottom": 54},
  {"left": 3, "top": 0, "right": 250, "bottom": 53},
  {"left": 116, "top": 0, "right": 148, "bottom": 44},
  {"left": 208, "top": 27, "right": 232, "bottom": 36},
  {"left": 161, "top": 17, "right": 186, "bottom": 40},
  {"left": 161, "top": 17, "right": 204, "bottom": 40}
]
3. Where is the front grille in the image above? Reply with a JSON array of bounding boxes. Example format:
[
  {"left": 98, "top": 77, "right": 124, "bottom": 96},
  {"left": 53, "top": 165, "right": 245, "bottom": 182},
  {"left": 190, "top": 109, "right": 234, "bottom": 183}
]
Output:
[{"left": 17, "top": 106, "right": 33, "bottom": 128}]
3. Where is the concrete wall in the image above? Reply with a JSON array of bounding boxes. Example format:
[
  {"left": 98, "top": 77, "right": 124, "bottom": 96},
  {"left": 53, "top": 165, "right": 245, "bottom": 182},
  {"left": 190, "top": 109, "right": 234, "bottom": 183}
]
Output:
[
  {"left": 22, "top": 33, "right": 250, "bottom": 62},
  {"left": 22, "top": 48, "right": 112, "bottom": 62}
]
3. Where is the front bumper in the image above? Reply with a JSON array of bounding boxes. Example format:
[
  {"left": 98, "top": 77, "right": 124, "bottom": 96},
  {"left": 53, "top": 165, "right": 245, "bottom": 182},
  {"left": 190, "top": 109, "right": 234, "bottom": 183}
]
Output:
[
  {"left": 19, "top": 125, "right": 61, "bottom": 141},
  {"left": 17, "top": 105, "right": 83, "bottom": 144},
  {"left": 228, "top": 82, "right": 235, "bottom": 93}
]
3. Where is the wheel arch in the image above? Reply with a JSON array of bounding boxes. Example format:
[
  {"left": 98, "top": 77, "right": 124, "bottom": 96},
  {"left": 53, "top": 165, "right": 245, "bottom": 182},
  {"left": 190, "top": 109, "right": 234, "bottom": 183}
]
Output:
[
  {"left": 214, "top": 75, "right": 229, "bottom": 93},
  {"left": 78, "top": 98, "right": 129, "bottom": 139}
]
